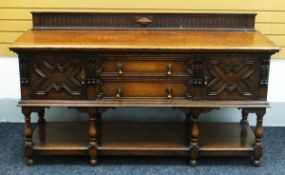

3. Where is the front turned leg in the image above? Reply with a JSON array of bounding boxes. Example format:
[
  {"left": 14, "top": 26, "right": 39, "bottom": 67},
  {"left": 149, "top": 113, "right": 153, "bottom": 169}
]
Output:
[
  {"left": 36, "top": 108, "right": 46, "bottom": 143},
  {"left": 190, "top": 110, "right": 200, "bottom": 166},
  {"left": 88, "top": 109, "right": 98, "bottom": 166},
  {"left": 252, "top": 108, "right": 266, "bottom": 167},
  {"left": 22, "top": 107, "right": 34, "bottom": 166},
  {"left": 37, "top": 108, "right": 45, "bottom": 125}
]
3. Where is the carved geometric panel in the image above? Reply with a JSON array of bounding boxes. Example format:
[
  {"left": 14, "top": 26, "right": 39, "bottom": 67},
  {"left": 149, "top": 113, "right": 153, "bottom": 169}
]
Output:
[
  {"left": 207, "top": 59, "right": 257, "bottom": 97},
  {"left": 32, "top": 59, "right": 83, "bottom": 96}
]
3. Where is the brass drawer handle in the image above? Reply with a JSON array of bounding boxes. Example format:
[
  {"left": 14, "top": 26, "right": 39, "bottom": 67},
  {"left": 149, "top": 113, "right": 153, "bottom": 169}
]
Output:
[
  {"left": 166, "top": 86, "right": 173, "bottom": 99},
  {"left": 117, "top": 63, "right": 123, "bottom": 76},
  {"left": 167, "top": 64, "right": 172, "bottom": 76},
  {"left": 116, "top": 87, "right": 122, "bottom": 99},
  {"left": 185, "top": 92, "right": 192, "bottom": 99},
  {"left": 80, "top": 71, "right": 86, "bottom": 85},
  {"left": 204, "top": 76, "right": 208, "bottom": 85}
]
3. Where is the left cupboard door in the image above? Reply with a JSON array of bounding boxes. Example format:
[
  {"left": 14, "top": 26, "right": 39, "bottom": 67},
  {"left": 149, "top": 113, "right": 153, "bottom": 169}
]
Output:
[{"left": 26, "top": 53, "right": 87, "bottom": 100}]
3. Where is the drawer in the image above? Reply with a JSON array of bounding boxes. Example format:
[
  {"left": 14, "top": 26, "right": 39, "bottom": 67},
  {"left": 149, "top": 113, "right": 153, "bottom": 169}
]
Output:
[
  {"left": 101, "top": 61, "right": 188, "bottom": 75},
  {"left": 100, "top": 82, "right": 188, "bottom": 99},
  {"left": 95, "top": 54, "right": 192, "bottom": 76}
]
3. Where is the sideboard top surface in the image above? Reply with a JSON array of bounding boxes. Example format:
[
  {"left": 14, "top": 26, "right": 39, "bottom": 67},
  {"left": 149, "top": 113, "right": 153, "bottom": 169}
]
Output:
[
  {"left": 10, "top": 30, "right": 279, "bottom": 53},
  {"left": 10, "top": 12, "right": 279, "bottom": 53}
]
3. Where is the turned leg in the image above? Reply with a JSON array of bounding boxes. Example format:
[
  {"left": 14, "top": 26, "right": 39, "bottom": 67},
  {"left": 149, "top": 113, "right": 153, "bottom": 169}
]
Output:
[
  {"left": 22, "top": 108, "right": 34, "bottom": 166},
  {"left": 37, "top": 108, "right": 46, "bottom": 143},
  {"left": 37, "top": 108, "right": 45, "bottom": 125},
  {"left": 240, "top": 108, "right": 249, "bottom": 126},
  {"left": 252, "top": 108, "right": 266, "bottom": 167},
  {"left": 88, "top": 109, "right": 98, "bottom": 166},
  {"left": 190, "top": 110, "right": 200, "bottom": 166}
]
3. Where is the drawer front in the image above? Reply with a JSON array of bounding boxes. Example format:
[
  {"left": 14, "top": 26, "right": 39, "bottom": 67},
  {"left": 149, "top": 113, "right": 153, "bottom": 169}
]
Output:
[
  {"left": 95, "top": 54, "right": 192, "bottom": 76},
  {"left": 101, "top": 82, "right": 188, "bottom": 99},
  {"left": 29, "top": 53, "right": 86, "bottom": 99},
  {"left": 101, "top": 60, "right": 188, "bottom": 75},
  {"left": 203, "top": 55, "right": 260, "bottom": 100}
]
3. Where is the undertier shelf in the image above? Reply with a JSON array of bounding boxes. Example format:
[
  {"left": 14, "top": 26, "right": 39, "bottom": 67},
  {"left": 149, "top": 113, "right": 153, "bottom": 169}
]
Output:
[{"left": 32, "top": 121, "right": 255, "bottom": 156}]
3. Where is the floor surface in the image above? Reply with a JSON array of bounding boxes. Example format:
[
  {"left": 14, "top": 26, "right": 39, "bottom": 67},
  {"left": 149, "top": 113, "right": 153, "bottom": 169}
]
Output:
[{"left": 0, "top": 123, "right": 284, "bottom": 175}]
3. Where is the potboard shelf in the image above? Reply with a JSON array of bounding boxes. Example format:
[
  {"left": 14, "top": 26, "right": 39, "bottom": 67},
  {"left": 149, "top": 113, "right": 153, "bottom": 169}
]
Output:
[{"left": 32, "top": 121, "right": 255, "bottom": 157}]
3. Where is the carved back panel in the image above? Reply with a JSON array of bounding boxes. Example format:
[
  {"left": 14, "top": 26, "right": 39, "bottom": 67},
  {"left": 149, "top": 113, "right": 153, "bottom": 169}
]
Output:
[{"left": 32, "top": 12, "right": 256, "bottom": 31}]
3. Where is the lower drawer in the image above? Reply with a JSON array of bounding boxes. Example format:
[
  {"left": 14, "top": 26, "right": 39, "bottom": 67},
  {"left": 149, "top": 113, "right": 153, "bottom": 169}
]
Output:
[{"left": 101, "top": 82, "right": 188, "bottom": 99}]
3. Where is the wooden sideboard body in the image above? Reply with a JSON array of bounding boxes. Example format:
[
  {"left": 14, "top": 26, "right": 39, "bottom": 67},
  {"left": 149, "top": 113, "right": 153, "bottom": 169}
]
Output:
[{"left": 10, "top": 12, "right": 279, "bottom": 166}]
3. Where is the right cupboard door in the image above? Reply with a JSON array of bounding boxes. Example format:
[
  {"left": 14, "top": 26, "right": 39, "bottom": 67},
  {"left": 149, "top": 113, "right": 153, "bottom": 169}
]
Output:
[{"left": 203, "top": 54, "right": 261, "bottom": 100}]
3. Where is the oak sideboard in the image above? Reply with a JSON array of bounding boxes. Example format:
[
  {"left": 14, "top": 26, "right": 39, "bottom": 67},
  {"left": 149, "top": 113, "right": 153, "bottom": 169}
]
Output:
[{"left": 10, "top": 12, "right": 279, "bottom": 166}]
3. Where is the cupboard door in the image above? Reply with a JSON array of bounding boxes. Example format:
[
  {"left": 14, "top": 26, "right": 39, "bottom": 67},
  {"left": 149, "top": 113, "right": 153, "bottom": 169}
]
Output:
[
  {"left": 204, "top": 55, "right": 260, "bottom": 100},
  {"left": 29, "top": 53, "right": 86, "bottom": 99}
]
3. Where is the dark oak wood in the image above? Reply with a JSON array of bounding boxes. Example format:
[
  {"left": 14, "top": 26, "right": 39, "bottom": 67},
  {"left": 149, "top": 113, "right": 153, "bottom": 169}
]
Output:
[
  {"left": 22, "top": 108, "right": 34, "bottom": 166},
  {"left": 9, "top": 30, "right": 278, "bottom": 53},
  {"left": 190, "top": 110, "right": 200, "bottom": 166},
  {"left": 33, "top": 122, "right": 88, "bottom": 155},
  {"left": 10, "top": 12, "right": 279, "bottom": 166},
  {"left": 199, "top": 122, "right": 255, "bottom": 156},
  {"left": 87, "top": 109, "right": 98, "bottom": 166},
  {"left": 241, "top": 109, "right": 249, "bottom": 126},
  {"left": 18, "top": 99, "right": 270, "bottom": 108},
  {"left": 31, "top": 122, "right": 255, "bottom": 157},
  {"left": 32, "top": 12, "right": 256, "bottom": 31}
]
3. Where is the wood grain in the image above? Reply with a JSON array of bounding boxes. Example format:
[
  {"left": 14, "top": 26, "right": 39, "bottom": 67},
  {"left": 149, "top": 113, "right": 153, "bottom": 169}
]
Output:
[
  {"left": 101, "top": 82, "right": 187, "bottom": 99},
  {"left": 9, "top": 30, "right": 279, "bottom": 53},
  {"left": 18, "top": 99, "right": 270, "bottom": 108},
  {"left": 33, "top": 122, "right": 88, "bottom": 155},
  {"left": 32, "top": 122, "right": 255, "bottom": 156},
  {"left": 1, "top": 1, "right": 285, "bottom": 58},
  {"left": 14, "top": 12, "right": 273, "bottom": 166},
  {"left": 1, "top": 9, "right": 285, "bottom": 23},
  {"left": 31, "top": 12, "right": 255, "bottom": 31}
]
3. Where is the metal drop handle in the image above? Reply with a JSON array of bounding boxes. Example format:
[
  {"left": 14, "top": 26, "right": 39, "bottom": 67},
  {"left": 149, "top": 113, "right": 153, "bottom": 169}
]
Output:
[
  {"left": 166, "top": 86, "right": 173, "bottom": 99},
  {"left": 204, "top": 76, "right": 208, "bottom": 85},
  {"left": 116, "top": 87, "right": 122, "bottom": 99},
  {"left": 167, "top": 64, "right": 172, "bottom": 76},
  {"left": 117, "top": 63, "right": 123, "bottom": 76}
]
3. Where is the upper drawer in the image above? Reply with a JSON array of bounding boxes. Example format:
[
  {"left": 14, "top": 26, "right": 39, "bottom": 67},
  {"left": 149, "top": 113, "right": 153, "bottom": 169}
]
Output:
[{"left": 95, "top": 54, "right": 193, "bottom": 76}]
